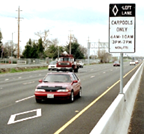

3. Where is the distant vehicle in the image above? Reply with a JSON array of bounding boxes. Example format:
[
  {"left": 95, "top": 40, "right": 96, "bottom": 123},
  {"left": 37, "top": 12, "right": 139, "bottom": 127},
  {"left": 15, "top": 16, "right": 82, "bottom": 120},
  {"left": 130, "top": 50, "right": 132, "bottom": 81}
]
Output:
[
  {"left": 135, "top": 60, "right": 139, "bottom": 64},
  {"left": 78, "top": 61, "right": 84, "bottom": 68},
  {"left": 130, "top": 61, "right": 135, "bottom": 65},
  {"left": 56, "top": 51, "right": 79, "bottom": 72},
  {"left": 34, "top": 72, "right": 82, "bottom": 103},
  {"left": 113, "top": 61, "right": 120, "bottom": 66},
  {"left": 48, "top": 61, "right": 57, "bottom": 71}
]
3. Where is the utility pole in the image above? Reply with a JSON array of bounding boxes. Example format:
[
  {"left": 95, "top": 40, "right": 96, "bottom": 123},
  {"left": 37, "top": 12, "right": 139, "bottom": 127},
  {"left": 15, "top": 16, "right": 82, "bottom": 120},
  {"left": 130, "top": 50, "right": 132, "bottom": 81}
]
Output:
[
  {"left": 69, "top": 30, "right": 72, "bottom": 54},
  {"left": 16, "top": 6, "right": 22, "bottom": 59}
]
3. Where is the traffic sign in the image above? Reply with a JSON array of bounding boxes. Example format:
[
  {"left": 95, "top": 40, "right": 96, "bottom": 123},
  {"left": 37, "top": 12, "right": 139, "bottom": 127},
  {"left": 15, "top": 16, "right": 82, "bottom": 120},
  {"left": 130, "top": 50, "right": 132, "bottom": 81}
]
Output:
[{"left": 109, "top": 4, "right": 136, "bottom": 53}]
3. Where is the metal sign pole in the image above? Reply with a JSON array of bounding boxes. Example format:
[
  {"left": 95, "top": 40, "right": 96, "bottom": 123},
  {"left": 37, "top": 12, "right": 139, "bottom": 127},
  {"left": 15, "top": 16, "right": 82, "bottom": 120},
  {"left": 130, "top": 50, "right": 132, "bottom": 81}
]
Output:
[
  {"left": 109, "top": 4, "right": 135, "bottom": 94},
  {"left": 120, "top": 53, "right": 123, "bottom": 94}
]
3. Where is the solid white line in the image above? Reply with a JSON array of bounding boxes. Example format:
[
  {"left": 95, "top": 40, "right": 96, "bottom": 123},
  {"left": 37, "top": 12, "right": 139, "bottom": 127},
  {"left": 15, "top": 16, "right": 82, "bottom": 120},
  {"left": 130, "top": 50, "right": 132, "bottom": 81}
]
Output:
[{"left": 15, "top": 95, "right": 34, "bottom": 103}]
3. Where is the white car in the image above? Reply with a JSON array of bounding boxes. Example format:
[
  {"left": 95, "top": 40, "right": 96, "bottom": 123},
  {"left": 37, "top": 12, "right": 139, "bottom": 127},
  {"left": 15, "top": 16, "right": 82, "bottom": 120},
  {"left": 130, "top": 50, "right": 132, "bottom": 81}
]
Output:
[
  {"left": 130, "top": 61, "right": 135, "bottom": 65},
  {"left": 48, "top": 61, "right": 57, "bottom": 71},
  {"left": 78, "top": 61, "right": 84, "bottom": 68}
]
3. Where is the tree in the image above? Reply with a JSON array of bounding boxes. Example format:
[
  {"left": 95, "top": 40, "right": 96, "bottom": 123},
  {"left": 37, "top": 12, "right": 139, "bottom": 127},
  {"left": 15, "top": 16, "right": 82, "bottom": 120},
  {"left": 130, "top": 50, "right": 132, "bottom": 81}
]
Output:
[
  {"left": 3, "top": 42, "right": 11, "bottom": 58},
  {"left": 79, "top": 45, "right": 87, "bottom": 58},
  {"left": 1, "top": 41, "right": 17, "bottom": 58},
  {"left": 35, "top": 30, "right": 51, "bottom": 49},
  {"left": 31, "top": 42, "right": 38, "bottom": 58},
  {"left": 65, "top": 42, "right": 85, "bottom": 59},
  {"left": 0, "top": 30, "right": 3, "bottom": 58},
  {"left": 46, "top": 44, "right": 57, "bottom": 59},
  {"left": 44, "top": 38, "right": 63, "bottom": 59},
  {"left": 45, "top": 44, "right": 64, "bottom": 59},
  {"left": 22, "top": 38, "right": 46, "bottom": 58},
  {"left": 22, "top": 43, "right": 33, "bottom": 58},
  {"left": 37, "top": 38, "right": 45, "bottom": 58},
  {"left": 0, "top": 30, "right": 3, "bottom": 42},
  {"left": 97, "top": 50, "right": 112, "bottom": 63}
]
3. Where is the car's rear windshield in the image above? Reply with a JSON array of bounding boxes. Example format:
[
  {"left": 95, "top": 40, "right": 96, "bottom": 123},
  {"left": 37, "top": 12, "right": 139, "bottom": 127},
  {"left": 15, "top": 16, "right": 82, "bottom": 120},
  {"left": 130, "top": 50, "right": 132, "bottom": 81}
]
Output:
[{"left": 43, "top": 74, "right": 71, "bottom": 83}]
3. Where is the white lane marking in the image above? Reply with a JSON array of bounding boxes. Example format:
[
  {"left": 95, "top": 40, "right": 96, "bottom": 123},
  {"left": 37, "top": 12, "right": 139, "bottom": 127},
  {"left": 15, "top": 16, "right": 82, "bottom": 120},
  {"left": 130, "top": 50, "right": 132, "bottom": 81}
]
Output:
[
  {"left": 15, "top": 95, "right": 34, "bottom": 103},
  {"left": 90, "top": 76, "right": 95, "bottom": 78},
  {"left": 103, "top": 72, "right": 105, "bottom": 73},
  {"left": 18, "top": 77, "right": 21, "bottom": 79},
  {"left": 5, "top": 79, "right": 9, "bottom": 81},
  {"left": 7, "top": 109, "right": 41, "bottom": 125}
]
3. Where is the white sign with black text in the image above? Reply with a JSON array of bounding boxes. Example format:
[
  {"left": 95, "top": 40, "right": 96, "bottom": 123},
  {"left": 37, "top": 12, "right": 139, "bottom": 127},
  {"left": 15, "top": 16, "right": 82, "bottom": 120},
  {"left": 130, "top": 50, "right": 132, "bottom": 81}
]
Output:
[{"left": 109, "top": 4, "right": 135, "bottom": 53}]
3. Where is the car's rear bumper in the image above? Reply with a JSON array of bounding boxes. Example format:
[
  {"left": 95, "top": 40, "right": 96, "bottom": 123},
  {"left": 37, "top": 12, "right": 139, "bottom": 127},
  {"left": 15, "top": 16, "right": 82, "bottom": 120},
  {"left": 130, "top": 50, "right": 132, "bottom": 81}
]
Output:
[
  {"left": 130, "top": 63, "right": 135, "bottom": 65},
  {"left": 48, "top": 68, "right": 57, "bottom": 70},
  {"left": 57, "top": 67, "right": 73, "bottom": 71},
  {"left": 113, "top": 64, "right": 120, "bottom": 66}
]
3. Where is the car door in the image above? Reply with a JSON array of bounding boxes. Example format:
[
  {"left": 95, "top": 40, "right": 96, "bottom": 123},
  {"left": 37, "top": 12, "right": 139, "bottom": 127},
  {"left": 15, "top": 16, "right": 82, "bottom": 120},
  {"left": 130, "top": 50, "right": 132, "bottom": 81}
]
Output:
[{"left": 71, "top": 73, "right": 80, "bottom": 95}]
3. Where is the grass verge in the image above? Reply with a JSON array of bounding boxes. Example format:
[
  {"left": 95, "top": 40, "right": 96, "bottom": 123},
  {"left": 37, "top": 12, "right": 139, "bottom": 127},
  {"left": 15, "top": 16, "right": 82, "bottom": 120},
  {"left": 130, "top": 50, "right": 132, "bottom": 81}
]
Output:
[{"left": 0, "top": 66, "right": 48, "bottom": 74}]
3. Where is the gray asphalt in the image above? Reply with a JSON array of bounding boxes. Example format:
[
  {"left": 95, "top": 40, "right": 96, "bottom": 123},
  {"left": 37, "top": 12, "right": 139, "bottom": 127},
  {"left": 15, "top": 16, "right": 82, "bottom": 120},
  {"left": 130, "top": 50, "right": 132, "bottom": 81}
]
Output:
[
  {"left": 128, "top": 67, "right": 144, "bottom": 134},
  {"left": 0, "top": 63, "right": 141, "bottom": 134}
]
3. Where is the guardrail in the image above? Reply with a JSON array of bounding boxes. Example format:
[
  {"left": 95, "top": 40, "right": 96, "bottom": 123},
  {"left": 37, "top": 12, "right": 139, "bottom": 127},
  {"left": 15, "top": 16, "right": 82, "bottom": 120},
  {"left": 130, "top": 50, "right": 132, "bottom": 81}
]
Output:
[
  {"left": 17, "top": 60, "right": 27, "bottom": 64},
  {"left": 90, "top": 62, "right": 144, "bottom": 134}
]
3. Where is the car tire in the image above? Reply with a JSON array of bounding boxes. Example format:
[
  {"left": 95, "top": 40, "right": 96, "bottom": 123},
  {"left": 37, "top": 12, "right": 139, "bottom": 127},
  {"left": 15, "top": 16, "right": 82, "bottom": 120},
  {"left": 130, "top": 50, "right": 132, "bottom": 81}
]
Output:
[
  {"left": 69, "top": 91, "right": 74, "bottom": 102},
  {"left": 36, "top": 98, "right": 42, "bottom": 103},
  {"left": 74, "top": 68, "right": 78, "bottom": 73},
  {"left": 78, "top": 88, "right": 82, "bottom": 98}
]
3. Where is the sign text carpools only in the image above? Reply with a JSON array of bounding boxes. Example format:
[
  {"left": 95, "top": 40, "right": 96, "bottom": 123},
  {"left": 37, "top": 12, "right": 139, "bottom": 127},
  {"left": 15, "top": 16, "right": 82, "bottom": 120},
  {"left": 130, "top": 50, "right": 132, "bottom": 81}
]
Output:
[{"left": 109, "top": 4, "right": 135, "bottom": 53}]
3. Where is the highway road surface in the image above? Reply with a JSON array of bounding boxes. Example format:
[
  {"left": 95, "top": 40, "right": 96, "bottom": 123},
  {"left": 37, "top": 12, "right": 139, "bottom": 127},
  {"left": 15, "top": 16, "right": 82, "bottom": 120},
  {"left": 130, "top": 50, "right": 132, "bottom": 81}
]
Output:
[{"left": 0, "top": 62, "right": 140, "bottom": 134}]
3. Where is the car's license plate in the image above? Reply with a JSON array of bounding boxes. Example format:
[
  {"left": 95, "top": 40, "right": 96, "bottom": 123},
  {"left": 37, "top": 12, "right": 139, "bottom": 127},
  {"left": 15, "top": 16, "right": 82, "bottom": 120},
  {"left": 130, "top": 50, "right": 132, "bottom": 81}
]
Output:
[{"left": 47, "top": 94, "right": 54, "bottom": 98}]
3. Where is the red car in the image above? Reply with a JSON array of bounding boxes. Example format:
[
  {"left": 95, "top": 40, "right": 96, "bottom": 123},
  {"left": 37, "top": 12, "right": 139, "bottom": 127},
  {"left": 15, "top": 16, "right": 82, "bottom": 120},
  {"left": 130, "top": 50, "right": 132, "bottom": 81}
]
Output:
[
  {"left": 113, "top": 61, "right": 120, "bottom": 66},
  {"left": 34, "top": 72, "right": 82, "bottom": 103}
]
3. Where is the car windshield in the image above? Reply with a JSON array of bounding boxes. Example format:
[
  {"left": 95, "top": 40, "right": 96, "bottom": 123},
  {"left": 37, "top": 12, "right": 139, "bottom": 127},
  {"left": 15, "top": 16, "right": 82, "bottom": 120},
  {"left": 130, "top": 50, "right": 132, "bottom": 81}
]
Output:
[
  {"left": 58, "top": 57, "right": 73, "bottom": 62},
  {"left": 49, "top": 61, "right": 56, "bottom": 65},
  {"left": 43, "top": 74, "right": 71, "bottom": 83}
]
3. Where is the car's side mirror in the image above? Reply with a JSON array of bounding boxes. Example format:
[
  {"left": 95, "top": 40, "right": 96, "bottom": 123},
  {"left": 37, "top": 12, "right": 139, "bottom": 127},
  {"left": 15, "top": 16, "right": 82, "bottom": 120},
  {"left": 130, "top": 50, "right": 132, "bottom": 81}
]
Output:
[{"left": 39, "top": 79, "right": 43, "bottom": 83}]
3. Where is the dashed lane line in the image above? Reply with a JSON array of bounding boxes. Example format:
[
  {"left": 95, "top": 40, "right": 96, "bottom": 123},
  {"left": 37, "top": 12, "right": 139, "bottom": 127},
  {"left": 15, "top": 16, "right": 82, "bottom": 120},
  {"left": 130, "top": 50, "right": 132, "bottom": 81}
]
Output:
[{"left": 15, "top": 95, "right": 35, "bottom": 103}]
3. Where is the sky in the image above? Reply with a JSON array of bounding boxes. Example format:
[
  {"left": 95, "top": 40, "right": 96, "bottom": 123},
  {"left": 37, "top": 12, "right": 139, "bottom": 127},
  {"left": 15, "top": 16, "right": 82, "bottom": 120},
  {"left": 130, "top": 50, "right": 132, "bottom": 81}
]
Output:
[{"left": 0, "top": 0, "right": 143, "bottom": 57}]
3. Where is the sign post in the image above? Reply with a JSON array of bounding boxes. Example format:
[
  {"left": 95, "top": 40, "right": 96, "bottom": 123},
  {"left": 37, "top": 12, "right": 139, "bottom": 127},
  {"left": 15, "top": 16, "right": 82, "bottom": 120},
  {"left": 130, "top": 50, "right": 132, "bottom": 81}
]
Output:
[{"left": 109, "top": 4, "right": 136, "bottom": 94}]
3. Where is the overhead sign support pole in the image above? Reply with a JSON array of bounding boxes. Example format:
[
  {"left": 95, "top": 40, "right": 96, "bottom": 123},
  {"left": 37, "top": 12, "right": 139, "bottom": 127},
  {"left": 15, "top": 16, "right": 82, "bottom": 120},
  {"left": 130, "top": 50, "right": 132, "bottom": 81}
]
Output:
[
  {"left": 120, "top": 53, "right": 123, "bottom": 94},
  {"left": 109, "top": 3, "right": 136, "bottom": 94}
]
